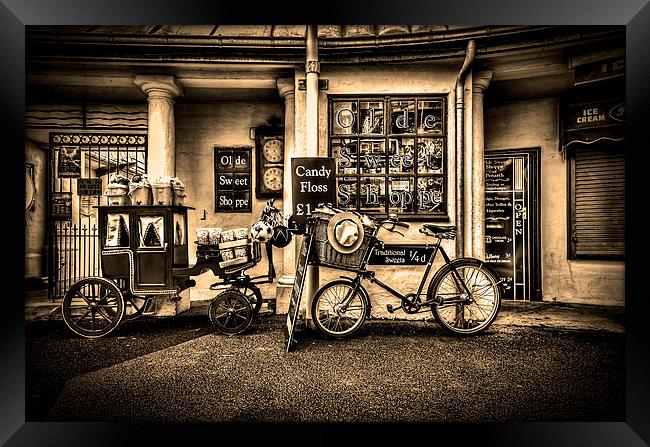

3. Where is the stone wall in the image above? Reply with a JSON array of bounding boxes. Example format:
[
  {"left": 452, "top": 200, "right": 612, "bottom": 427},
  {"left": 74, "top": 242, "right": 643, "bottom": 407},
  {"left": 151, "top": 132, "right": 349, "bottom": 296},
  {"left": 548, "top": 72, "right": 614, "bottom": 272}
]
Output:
[{"left": 174, "top": 101, "right": 285, "bottom": 303}]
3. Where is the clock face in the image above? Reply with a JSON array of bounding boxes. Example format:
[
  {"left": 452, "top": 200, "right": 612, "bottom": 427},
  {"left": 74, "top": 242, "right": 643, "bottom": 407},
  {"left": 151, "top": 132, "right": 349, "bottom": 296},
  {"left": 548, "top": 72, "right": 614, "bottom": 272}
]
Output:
[
  {"left": 263, "top": 167, "right": 283, "bottom": 191},
  {"left": 262, "top": 138, "right": 284, "bottom": 163}
]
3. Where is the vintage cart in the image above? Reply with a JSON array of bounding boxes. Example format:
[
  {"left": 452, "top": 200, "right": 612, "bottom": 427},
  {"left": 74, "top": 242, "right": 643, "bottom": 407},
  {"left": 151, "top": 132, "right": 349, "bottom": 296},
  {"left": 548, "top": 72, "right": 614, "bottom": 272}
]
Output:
[{"left": 61, "top": 204, "right": 276, "bottom": 338}]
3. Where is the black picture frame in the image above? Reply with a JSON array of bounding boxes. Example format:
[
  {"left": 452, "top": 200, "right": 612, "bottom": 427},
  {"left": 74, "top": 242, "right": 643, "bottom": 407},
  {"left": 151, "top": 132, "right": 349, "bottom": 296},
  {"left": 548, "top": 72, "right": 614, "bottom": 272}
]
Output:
[
  {"left": 254, "top": 127, "right": 285, "bottom": 199},
  {"left": 9, "top": 1, "right": 650, "bottom": 445}
]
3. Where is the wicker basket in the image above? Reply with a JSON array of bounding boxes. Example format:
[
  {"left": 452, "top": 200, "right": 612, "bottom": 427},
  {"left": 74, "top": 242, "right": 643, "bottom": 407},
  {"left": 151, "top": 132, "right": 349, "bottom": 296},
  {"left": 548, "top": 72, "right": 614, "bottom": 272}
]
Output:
[{"left": 310, "top": 210, "right": 376, "bottom": 271}]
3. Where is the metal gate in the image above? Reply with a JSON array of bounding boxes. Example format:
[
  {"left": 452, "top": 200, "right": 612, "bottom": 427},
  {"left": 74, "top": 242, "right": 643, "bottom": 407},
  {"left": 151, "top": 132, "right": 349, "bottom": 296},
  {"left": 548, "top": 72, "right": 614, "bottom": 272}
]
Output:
[{"left": 48, "top": 132, "right": 147, "bottom": 300}]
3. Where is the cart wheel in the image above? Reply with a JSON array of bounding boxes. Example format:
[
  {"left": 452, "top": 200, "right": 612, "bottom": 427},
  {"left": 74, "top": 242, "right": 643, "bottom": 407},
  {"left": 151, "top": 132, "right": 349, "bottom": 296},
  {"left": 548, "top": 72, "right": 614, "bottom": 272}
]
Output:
[
  {"left": 209, "top": 289, "right": 253, "bottom": 335},
  {"left": 232, "top": 283, "right": 263, "bottom": 315},
  {"left": 122, "top": 293, "right": 149, "bottom": 321},
  {"left": 62, "top": 277, "right": 125, "bottom": 338}
]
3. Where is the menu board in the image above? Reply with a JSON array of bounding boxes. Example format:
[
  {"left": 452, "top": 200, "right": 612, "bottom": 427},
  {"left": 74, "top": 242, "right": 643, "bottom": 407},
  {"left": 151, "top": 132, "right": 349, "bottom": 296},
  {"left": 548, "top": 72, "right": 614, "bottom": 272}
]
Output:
[
  {"left": 285, "top": 232, "right": 314, "bottom": 353},
  {"left": 214, "top": 148, "right": 252, "bottom": 212},
  {"left": 484, "top": 156, "right": 527, "bottom": 300}
]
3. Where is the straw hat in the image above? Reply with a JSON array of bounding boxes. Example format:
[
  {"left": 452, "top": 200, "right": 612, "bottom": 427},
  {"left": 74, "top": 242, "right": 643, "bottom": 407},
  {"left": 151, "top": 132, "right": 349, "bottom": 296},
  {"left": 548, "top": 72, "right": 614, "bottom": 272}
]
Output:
[{"left": 327, "top": 212, "right": 365, "bottom": 254}]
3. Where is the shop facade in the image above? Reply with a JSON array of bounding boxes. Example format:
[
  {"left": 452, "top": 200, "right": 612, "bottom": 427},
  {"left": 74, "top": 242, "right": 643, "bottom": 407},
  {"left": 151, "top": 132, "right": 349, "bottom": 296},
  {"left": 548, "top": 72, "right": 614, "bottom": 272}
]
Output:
[{"left": 24, "top": 25, "right": 625, "bottom": 319}]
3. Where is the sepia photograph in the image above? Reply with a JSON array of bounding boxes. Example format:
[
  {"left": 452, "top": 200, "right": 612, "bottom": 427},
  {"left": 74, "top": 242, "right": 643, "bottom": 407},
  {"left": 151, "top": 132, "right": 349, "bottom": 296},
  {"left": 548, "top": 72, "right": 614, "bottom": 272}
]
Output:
[{"left": 6, "top": 0, "right": 650, "bottom": 444}]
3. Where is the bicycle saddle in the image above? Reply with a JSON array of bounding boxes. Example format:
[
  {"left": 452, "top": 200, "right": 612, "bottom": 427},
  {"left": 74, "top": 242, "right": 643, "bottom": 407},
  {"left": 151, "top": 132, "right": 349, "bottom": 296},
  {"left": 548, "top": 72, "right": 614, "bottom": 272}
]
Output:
[{"left": 420, "top": 223, "right": 456, "bottom": 239}]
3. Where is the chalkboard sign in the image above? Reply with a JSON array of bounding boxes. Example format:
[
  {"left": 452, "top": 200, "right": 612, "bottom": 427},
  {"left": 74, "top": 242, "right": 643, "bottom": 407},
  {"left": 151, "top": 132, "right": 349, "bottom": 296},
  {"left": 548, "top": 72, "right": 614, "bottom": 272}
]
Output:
[
  {"left": 291, "top": 157, "right": 336, "bottom": 225},
  {"left": 368, "top": 244, "right": 434, "bottom": 265},
  {"left": 485, "top": 154, "right": 529, "bottom": 300},
  {"left": 214, "top": 147, "right": 252, "bottom": 212},
  {"left": 285, "top": 232, "right": 314, "bottom": 353}
]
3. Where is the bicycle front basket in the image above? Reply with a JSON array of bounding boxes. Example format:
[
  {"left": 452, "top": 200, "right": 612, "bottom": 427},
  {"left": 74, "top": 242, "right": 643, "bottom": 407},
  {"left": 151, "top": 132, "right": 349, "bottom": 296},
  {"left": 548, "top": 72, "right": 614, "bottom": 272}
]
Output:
[{"left": 310, "top": 211, "right": 375, "bottom": 271}]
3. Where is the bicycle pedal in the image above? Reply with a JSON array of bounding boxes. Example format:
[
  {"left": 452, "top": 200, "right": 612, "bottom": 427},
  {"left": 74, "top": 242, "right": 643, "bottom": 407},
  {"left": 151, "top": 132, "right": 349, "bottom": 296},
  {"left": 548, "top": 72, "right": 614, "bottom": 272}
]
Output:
[{"left": 387, "top": 304, "right": 401, "bottom": 314}]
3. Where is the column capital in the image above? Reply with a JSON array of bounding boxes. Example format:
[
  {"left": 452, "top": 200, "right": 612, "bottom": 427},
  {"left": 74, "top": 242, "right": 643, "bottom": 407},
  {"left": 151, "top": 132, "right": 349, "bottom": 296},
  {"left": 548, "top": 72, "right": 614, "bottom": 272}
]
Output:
[
  {"left": 473, "top": 71, "right": 493, "bottom": 94},
  {"left": 277, "top": 77, "right": 295, "bottom": 100},
  {"left": 134, "top": 75, "right": 183, "bottom": 99}
]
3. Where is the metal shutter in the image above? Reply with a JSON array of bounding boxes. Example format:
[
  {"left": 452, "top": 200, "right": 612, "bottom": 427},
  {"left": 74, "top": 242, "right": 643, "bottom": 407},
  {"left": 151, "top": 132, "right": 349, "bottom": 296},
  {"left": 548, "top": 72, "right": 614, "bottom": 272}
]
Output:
[{"left": 571, "top": 143, "right": 625, "bottom": 258}]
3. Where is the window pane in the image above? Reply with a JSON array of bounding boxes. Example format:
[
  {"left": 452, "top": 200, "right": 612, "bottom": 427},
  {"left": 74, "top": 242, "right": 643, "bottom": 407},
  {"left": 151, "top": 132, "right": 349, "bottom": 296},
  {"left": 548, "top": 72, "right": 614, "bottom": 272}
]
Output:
[
  {"left": 231, "top": 149, "right": 250, "bottom": 171},
  {"left": 332, "top": 101, "right": 358, "bottom": 135},
  {"left": 331, "top": 138, "right": 358, "bottom": 175},
  {"left": 388, "top": 138, "right": 415, "bottom": 174},
  {"left": 417, "top": 176, "right": 445, "bottom": 213},
  {"left": 359, "top": 177, "right": 385, "bottom": 212},
  {"left": 360, "top": 101, "right": 384, "bottom": 134},
  {"left": 173, "top": 213, "right": 185, "bottom": 246},
  {"left": 216, "top": 150, "right": 233, "bottom": 170},
  {"left": 417, "top": 138, "right": 444, "bottom": 173},
  {"left": 359, "top": 139, "right": 386, "bottom": 174},
  {"left": 388, "top": 177, "right": 415, "bottom": 213},
  {"left": 139, "top": 215, "right": 165, "bottom": 247},
  {"left": 336, "top": 176, "right": 358, "bottom": 210},
  {"left": 417, "top": 100, "right": 444, "bottom": 134},
  {"left": 390, "top": 100, "right": 415, "bottom": 134},
  {"left": 105, "top": 213, "right": 129, "bottom": 247}
]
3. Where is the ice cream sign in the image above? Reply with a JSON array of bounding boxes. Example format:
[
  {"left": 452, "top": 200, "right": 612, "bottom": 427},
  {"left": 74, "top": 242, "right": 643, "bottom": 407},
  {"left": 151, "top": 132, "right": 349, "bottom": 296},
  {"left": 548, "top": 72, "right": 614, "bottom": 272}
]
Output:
[
  {"left": 565, "top": 99, "right": 625, "bottom": 131},
  {"left": 291, "top": 157, "right": 336, "bottom": 225}
]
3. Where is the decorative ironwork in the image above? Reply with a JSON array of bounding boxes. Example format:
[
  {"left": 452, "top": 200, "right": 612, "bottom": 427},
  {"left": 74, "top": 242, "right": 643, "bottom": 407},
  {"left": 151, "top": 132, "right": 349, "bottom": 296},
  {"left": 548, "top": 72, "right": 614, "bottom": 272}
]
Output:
[{"left": 48, "top": 132, "right": 148, "bottom": 300}]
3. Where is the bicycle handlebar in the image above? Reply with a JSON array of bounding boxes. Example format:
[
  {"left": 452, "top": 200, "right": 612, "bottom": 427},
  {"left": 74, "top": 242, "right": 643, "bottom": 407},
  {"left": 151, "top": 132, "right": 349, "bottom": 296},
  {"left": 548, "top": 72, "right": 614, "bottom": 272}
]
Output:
[{"left": 377, "top": 217, "right": 409, "bottom": 236}]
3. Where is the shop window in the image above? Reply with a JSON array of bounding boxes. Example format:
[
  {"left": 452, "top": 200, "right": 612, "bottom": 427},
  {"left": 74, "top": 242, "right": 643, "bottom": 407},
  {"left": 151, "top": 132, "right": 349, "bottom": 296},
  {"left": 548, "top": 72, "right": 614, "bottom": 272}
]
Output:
[
  {"left": 568, "top": 142, "right": 625, "bottom": 259},
  {"left": 329, "top": 96, "right": 447, "bottom": 218},
  {"left": 214, "top": 147, "right": 252, "bottom": 212}
]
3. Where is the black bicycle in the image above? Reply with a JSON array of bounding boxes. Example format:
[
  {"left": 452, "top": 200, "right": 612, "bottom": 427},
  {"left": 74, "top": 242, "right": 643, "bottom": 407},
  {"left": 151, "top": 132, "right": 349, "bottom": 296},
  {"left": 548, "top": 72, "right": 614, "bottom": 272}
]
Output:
[{"left": 309, "top": 211, "right": 503, "bottom": 338}]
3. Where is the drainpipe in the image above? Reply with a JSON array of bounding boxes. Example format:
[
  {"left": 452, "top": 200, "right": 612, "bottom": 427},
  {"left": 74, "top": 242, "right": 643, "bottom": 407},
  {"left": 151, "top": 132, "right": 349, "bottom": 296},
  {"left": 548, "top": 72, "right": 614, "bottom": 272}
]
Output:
[
  {"left": 454, "top": 39, "right": 476, "bottom": 257},
  {"left": 304, "top": 25, "right": 319, "bottom": 328}
]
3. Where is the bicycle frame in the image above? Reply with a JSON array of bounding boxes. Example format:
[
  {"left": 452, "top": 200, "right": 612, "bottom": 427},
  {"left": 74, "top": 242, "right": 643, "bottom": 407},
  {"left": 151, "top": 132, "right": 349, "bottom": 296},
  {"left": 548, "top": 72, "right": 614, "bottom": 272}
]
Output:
[{"left": 338, "top": 232, "right": 474, "bottom": 313}]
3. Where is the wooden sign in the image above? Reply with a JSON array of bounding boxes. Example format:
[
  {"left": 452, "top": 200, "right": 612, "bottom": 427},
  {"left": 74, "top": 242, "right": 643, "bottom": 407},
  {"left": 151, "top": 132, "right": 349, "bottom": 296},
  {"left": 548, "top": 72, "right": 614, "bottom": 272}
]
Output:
[
  {"left": 77, "top": 178, "right": 103, "bottom": 196},
  {"left": 285, "top": 232, "right": 314, "bottom": 353},
  {"left": 291, "top": 157, "right": 336, "bottom": 225},
  {"left": 368, "top": 244, "right": 434, "bottom": 265},
  {"left": 574, "top": 57, "right": 625, "bottom": 86}
]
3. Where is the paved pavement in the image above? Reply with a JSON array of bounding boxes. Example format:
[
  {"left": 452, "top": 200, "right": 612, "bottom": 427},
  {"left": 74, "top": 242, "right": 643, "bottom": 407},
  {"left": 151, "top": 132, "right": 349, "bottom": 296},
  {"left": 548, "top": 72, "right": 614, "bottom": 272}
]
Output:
[
  {"left": 24, "top": 287, "right": 626, "bottom": 423},
  {"left": 27, "top": 313, "right": 624, "bottom": 423},
  {"left": 24, "top": 287, "right": 625, "bottom": 334}
]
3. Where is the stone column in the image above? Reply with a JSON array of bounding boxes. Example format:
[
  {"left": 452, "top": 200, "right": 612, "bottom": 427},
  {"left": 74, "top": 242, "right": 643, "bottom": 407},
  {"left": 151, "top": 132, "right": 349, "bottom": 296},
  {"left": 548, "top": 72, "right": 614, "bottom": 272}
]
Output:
[
  {"left": 133, "top": 75, "right": 186, "bottom": 316},
  {"left": 134, "top": 75, "right": 183, "bottom": 179},
  {"left": 277, "top": 78, "right": 296, "bottom": 289},
  {"left": 304, "top": 25, "right": 319, "bottom": 326},
  {"left": 471, "top": 71, "right": 493, "bottom": 259}
]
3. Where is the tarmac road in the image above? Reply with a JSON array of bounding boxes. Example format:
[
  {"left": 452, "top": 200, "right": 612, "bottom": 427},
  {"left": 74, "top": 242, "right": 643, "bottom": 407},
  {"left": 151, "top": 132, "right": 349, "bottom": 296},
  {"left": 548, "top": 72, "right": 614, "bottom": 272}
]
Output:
[{"left": 26, "top": 309, "right": 624, "bottom": 423}]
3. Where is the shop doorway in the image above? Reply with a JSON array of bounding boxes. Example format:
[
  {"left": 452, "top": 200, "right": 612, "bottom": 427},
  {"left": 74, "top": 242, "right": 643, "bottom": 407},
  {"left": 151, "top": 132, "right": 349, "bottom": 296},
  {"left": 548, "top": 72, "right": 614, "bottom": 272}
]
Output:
[
  {"left": 484, "top": 148, "right": 541, "bottom": 301},
  {"left": 47, "top": 133, "right": 147, "bottom": 299}
]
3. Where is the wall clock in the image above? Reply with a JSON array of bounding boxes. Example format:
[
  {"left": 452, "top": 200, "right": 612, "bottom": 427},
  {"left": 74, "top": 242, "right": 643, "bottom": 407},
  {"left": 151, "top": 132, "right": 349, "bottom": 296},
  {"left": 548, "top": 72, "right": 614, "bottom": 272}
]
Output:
[{"left": 255, "top": 129, "right": 284, "bottom": 198}]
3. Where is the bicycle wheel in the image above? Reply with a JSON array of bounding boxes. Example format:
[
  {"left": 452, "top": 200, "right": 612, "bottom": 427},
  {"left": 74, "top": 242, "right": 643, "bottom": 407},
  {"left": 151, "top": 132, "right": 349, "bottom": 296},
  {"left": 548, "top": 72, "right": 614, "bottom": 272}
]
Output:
[
  {"left": 62, "top": 277, "right": 125, "bottom": 338},
  {"left": 312, "top": 280, "right": 368, "bottom": 339},
  {"left": 428, "top": 258, "right": 501, "bottom": 335},
  {"left": 209, "top": 289, "right": 253, "bottom": 335}
]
